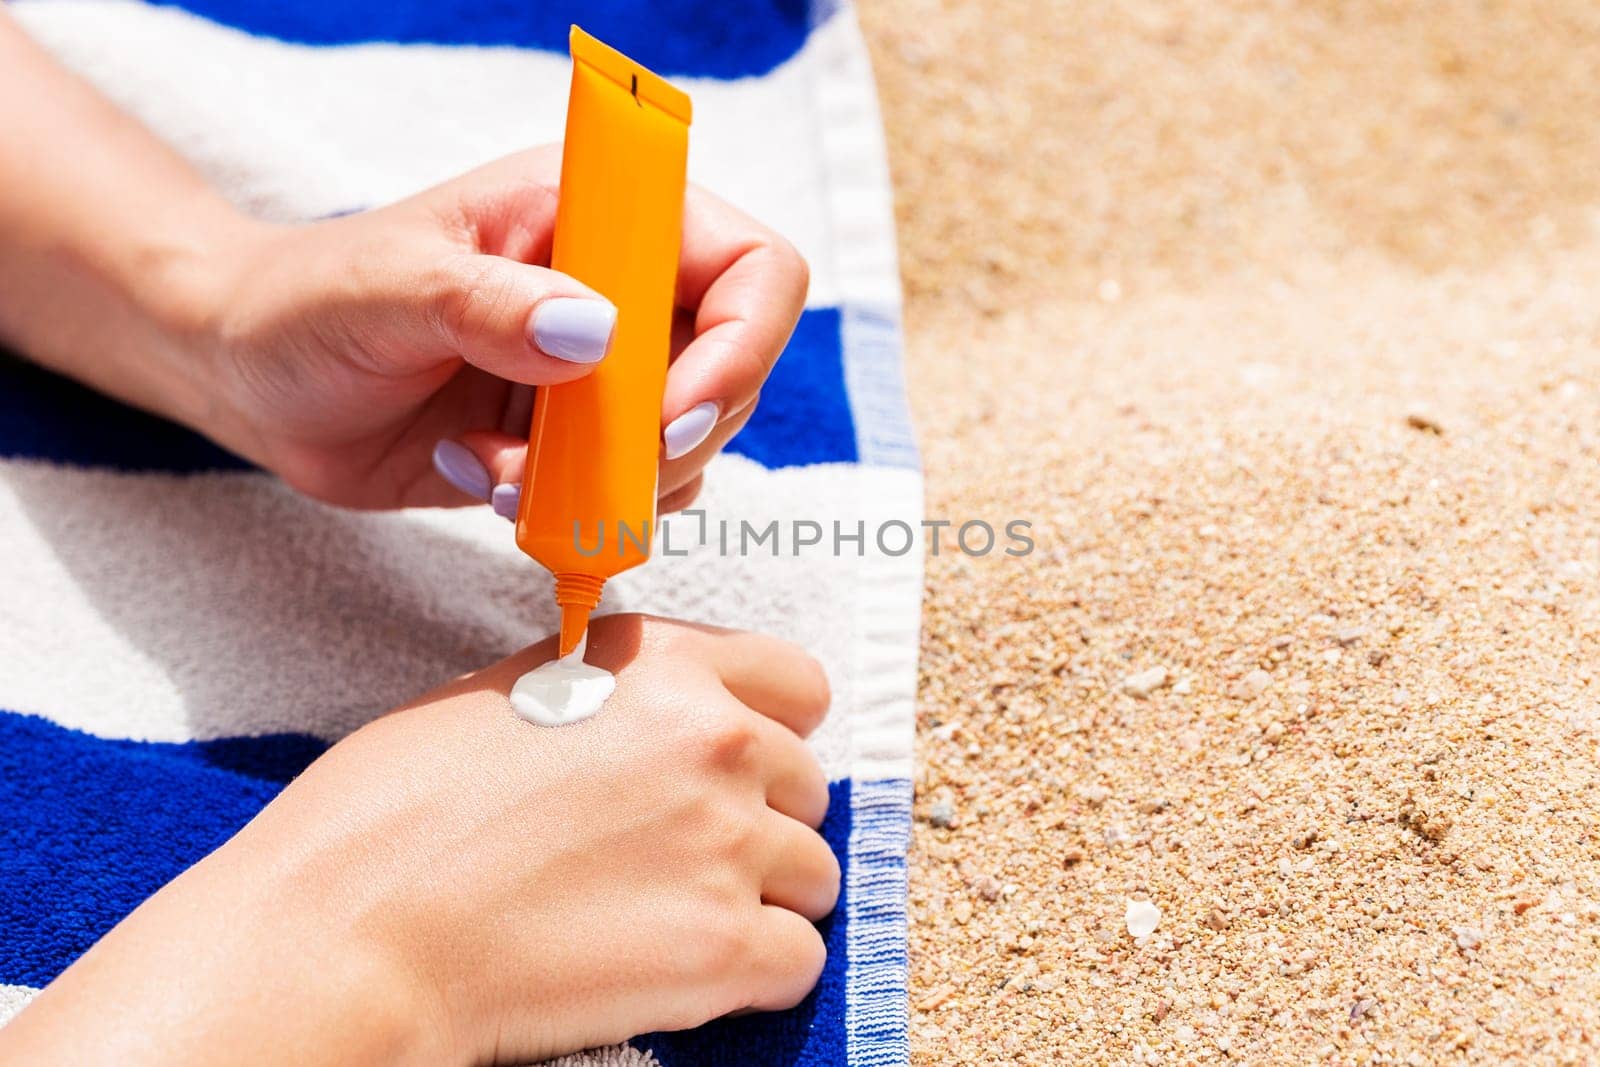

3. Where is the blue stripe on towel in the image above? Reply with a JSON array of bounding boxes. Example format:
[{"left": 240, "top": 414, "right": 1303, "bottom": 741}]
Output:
[
  {"left": 843, "top": 777, "right": 911, "bottom": 1064},
  {"left": 0, "top": 308, "right": 854, "bottom": 473},
  {"left": 0, "top": 710, "right": 327, "bottom": 988},
  {"left": 724, "top": 308, "right": 857, "bottom": 469},
  {"left": 0, "top": 354, "right": 253, "bottom": 474},
  {"left": 138, "top": 0, "right": 816, "bottom": 78}
]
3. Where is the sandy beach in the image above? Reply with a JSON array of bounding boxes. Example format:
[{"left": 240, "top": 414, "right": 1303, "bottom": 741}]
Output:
[{"left": 859, "top": 1, "right": 1600, "bottom": 1062}]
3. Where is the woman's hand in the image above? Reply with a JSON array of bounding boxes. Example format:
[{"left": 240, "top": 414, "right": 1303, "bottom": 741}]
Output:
[
  {"left": 5, "top": 18, "right": 806, "bottom": 512},
  {"left": 0, "top": 13, "right": 806, "bottom": 515},
  {"left": 0, "top": 615, "right": 839, "bottom": 1066},
  {"left": 194, "top": 146, "right": 808, "bottom": 512}
]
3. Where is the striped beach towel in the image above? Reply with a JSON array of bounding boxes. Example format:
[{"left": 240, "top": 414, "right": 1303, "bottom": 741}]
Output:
[{"left": 0, "top": 2, "right": 919, "bottom": 1064}]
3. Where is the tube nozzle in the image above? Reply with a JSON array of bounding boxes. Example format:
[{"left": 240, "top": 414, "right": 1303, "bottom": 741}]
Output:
[
  {"left": 559, "top": 603, "right": 591, "bottom": 657},
  {"left": 554, "top": 572, "right": 606, "bottom": 657}
]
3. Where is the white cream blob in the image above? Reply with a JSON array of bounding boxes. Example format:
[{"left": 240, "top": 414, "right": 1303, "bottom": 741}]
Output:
[{"left": 509, "top": 636, "right": 617, "bottom": 726}]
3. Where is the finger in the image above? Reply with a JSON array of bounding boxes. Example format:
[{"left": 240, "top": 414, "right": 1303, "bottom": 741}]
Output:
[
  {"left": 657, "top": 396, "right": 756, "bottom": 500},
  {"left": 760, "top": 813, "right": 841, "bottom": 921},
  {"left": 500, "top": 384, "right": 536, "bottom": 435},
  {"left": 463, "top": 453, "right": 713, "bottom": 522},
  {"left": 658, "top": 474, "right": 703, "bottom": 515},
  {"left": 426, "top": 253, "right": 617, "bottom": 385},
  {"left": 662, "top": 188, "right": 808, "bottom": 455},
  {"left": 454, "top": 430, "right": 528, "bottom": 486},
  {"left": 743, "top": 906, "right": 827, "bottom": 1013},
  {"left": 749, "top": 712, "right": 831, "bottom": 828},
  {"left": 460, "top": 451, "right": 708, "bottom": 523},
  {"left": 459, "top": 430, "right": 527, "bottom": 521},
  {"left": 429, "top": 431, "right": 529, "bottom": 516},
  {"left": 700, "top": 630, "right": 831, "bottom": 738},
  {"left": 395, "top": 369, "right": 516, "bottom": 508}
]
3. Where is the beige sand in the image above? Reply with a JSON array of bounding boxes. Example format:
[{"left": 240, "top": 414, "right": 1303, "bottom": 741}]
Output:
[{"left": 857, "top": 2, "right": 1600, "bottom": 1062}]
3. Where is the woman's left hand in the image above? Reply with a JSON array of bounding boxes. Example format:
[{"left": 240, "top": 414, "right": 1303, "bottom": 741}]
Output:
[{"left": 189, "top": 145, "right": 808, "bottom": 513}]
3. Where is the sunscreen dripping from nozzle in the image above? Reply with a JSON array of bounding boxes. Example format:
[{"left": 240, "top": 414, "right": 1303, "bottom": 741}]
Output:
[{"left": 515, "top": 27, "right": 692, "bottom": 656}]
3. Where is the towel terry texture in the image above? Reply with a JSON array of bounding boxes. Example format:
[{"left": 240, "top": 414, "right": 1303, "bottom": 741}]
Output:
[{"left": 0, "top": 2, "right": 920, "bottom": 1064}]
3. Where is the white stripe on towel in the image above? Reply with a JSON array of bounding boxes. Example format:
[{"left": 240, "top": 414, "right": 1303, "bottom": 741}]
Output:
[
  {"left": 0, "top": 454, "right": 919, "bottom": 781},
  {"left": 9, "top": 0, "right": 898, "bottom": 309},
  {"left": 0, "top": 986, "right": 35, "bottom": 1027}
]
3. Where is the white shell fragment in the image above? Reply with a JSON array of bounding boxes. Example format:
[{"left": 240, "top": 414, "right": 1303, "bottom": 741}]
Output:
[
  {"left": 1126, "top": 899, "right": 1162, "bottom": 939},
  {"left": 1121, "top": 666, "right": 1169, "bottom": 700}
]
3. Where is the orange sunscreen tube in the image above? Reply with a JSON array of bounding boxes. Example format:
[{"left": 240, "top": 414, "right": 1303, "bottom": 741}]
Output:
[{"left": 515, "top": 27, "right": 692, "bottom": 656}]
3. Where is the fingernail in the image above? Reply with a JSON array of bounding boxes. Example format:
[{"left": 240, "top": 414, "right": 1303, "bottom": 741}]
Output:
[
  {"left": 491, "top": 482, "right": 521, "bottom": 521},
  {"left": 663, "top": 401, "right": 720, "bottom": 460},
  {"left": 529, "top": 298, "right": 616, "bottom": 364},
  {"left": 431, "top": 440, "right": 491, "bottom": 501}
]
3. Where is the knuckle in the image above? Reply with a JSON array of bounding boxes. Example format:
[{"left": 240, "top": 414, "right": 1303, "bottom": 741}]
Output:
[
  {"left": 814, "top": 844, "right": 843, "bottom": 915},
  {"left": 784, "top": 651, "right": 833, "bottom": 736},
  {"left": 797, "top": 761, "right": 833, "bottom": 829},
  {"left": 435, "top": 257, "right": 512, "bottom": 350},
  {"left": 765, "top": 923, "right": 826, "bottom": 1009},
  {"left": 693, "top": 709, "right": 761, "bottom": 773},
  {"left": 687, "top": 913, "right": 749, "bottom": 976},
  {"left": 710, "top": 331, "right": 768, "bottom": 397},
  {"left": 680, "top": 798, "right": 760, "bottom": 887},
  {"left": 797, "top": 923, "right": 826, "bottom": 978},
  {"left": 773, "top": 237, "right": 810, "bottom": 304},
  {"left": 695, "top": 793, "right": 762, "bottom": 863},
  {"left": 798, "top": 654, "right": 832, "bottom": 720}
]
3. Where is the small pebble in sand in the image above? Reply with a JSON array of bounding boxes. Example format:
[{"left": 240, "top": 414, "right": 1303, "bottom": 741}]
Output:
[
  {"left": 1334, "top": 626, "right": 1367, "bottom": 647},
  {"left": 1455, "top": 926, "right": 1484, "bottom": 951},
  {"left": 1234, "top": 668, "right": 1273, "bottom": 700},
  {"left": 973, "top": 875, "right": 1003, "bottom": 902},
  {"left": 1398, "top": 795, "right": 1453, "bottom": 842},
  {"left": 1121, "top": 666, "right": 1169, "bottom": 699},
  {"left": 1126, "top": 899, "right": 1162, "bottom": 938},
  {"left": 929, "top": 799, "right": 957, "bottom": 829},
  {"left": 1205, "top": 907, "right": 1230, "bottom": 931},
  {"left": 1078, "top": 783, "right": 1111, "bottom": 808},
  {"left": 1406, "top": 408, "right": 1446, "bottom": 434}
]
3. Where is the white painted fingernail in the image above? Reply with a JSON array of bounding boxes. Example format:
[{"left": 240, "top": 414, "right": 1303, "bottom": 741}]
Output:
[{"left": 663, "top": 401, "right": 720, "bottom": 460}]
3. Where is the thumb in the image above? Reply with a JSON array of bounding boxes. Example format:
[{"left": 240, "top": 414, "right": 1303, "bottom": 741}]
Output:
[{"left": 428, "top": 253, "right": 616, "bottom": 385}]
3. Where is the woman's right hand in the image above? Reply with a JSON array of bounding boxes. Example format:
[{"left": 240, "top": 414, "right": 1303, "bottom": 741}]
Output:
[{"left": 0, "top": 615, "right": 839, "bottom": 1067}]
